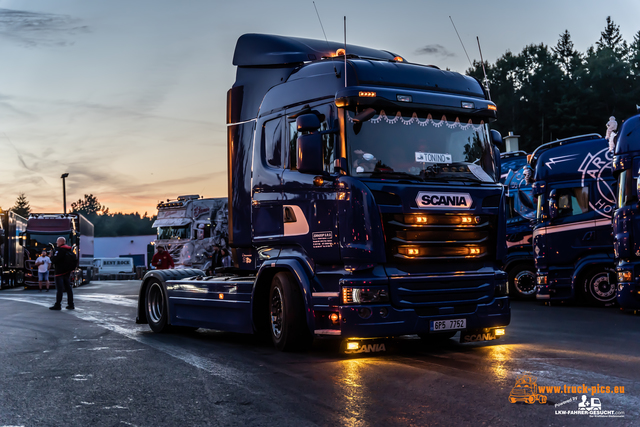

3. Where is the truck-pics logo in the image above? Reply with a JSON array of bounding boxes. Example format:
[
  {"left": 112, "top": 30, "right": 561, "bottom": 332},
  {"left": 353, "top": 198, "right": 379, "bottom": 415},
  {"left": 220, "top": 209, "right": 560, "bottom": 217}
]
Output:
[
  {"left": 415, "top": 192, "right": 472, "bottom": 209},
  {"left": 508, "top": 374, "right": 547, "bottom": 404}
]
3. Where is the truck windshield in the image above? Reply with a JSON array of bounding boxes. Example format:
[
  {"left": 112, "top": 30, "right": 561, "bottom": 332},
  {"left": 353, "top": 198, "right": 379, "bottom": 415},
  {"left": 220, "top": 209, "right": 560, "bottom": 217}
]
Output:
[
  {"left": 27, "top": 232, "right": 72, "bottom": 254},
  {"left": 157, "top": 225, "right": 191, "bottom": 240},
  {"left": 345, "top": 109, "right": 494, "bottom": 181},
  {"left": 617, "top": 169, "right": 636, "bottom": 209}
]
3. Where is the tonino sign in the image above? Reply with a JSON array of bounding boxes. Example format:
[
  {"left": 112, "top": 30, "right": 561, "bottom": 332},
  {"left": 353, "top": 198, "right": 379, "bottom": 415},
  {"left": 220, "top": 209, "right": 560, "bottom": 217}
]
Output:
[{"left": 415, "top": 192, "right": 473, "bottom": 209}]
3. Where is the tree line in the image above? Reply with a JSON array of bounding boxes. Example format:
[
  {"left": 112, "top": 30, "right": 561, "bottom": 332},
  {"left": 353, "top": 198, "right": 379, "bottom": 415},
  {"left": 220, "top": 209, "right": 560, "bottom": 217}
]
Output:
[
  {"left": 467, "top": 16, "right": 640, "bottom": 152},
  {"left": 2, "top": 193, "right": 156, "bottom": 237}
]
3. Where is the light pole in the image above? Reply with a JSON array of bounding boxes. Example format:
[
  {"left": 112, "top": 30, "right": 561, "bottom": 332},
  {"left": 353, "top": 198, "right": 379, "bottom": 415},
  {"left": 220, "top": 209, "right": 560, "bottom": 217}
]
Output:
[{"left": 61, "top": 173, "right": 69, "bottom": 214}]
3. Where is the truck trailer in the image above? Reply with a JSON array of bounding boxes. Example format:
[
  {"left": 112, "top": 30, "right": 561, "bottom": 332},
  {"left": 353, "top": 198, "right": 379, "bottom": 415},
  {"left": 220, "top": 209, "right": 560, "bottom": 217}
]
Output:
[
  {"left": 152, "top": 195, "right": 229, "bottom": 272},
  {"left": 531, "top": 134, "right": 617, "bottom": 305},
  {"left": 0, "top": 210, "right": 28, "bottom": 288},
  {"left": 612, "top": 113, "right": 640, "bottom": 310},
  {"left": 23, "top": 213, "right": 94, "bottom": 288},
  {"left": 136, "top": 34, "right": 510, "bottom": 351}
]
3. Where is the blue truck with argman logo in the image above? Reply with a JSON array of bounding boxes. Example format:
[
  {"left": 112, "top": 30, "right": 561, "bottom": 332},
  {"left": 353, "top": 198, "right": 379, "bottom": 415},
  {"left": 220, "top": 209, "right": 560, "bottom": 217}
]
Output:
[
  {"left": 531, "top": 134, "right": 617, "bottom": 305},
  {"left": 612, "top": 113, "right": 640, "bottom": 311},
  {"left": 135, "top": 34, "right": 510, "bottom": 350}
]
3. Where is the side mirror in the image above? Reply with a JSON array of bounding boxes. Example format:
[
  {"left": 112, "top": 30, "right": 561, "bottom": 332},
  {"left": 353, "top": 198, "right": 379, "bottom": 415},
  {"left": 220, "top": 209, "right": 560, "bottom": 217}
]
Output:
[
  {"left": 490, "top": 129, "right": 503, "bottom": 146},
  {"left": 296, "top": 114, "right": 321, "bottom": 133},
  {"left": 548, "top": 189, "right": 558, "bottom": 220},
  {"left": 297, "top": 133, "right": 324, "bottom": 174}
]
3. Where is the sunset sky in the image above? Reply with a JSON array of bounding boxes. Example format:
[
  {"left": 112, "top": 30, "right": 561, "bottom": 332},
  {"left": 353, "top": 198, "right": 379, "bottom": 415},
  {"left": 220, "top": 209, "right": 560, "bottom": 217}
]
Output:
[{"left": 1, "top": 0, "right": 639, "bottom": 215}]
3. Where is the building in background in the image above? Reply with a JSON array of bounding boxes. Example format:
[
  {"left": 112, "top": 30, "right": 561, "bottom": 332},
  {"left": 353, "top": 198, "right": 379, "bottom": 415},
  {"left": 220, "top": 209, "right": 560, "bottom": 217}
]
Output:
[{"left": 94, "top": 235, "right": 156, "bottom": 268}]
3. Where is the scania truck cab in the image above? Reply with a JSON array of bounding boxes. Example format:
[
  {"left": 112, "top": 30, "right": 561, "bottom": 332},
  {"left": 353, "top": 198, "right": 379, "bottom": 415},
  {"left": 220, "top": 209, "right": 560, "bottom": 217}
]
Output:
[
  {"left": 136, "top": 34, "right": 510, "bottom": 351},
  {"left": 612, "top": 113, "right": 640, "bottom": 310},
  {"left": 532, "top": 134, "right": 617, "bottom": 305},
  {"left": 500, "top": 151, "right": 536, "bottom": 298},
  {"left": 0, "top": 210, "right": 27, "bottom": 288}
]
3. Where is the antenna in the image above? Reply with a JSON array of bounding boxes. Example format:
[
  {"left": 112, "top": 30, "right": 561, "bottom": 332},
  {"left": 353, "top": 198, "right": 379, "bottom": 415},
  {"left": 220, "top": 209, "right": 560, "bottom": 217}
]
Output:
[
  {"left": 449, "top": 16, "right": 472, "bottom": 68},
  {"left": 344, "top": 16, "right": 347, "bottom": 88},
  {"left": 313, "top": 2, "right": 339, "bottom": 77},
  {"left": 476, "top": 36, "right": 491, "bottom": 101}
]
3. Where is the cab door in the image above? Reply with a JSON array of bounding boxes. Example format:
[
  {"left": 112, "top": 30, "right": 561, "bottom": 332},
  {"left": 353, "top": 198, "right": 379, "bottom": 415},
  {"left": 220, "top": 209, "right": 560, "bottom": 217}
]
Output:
[{"left": 281, "top": 102, "right": 341, "bottom": 264}]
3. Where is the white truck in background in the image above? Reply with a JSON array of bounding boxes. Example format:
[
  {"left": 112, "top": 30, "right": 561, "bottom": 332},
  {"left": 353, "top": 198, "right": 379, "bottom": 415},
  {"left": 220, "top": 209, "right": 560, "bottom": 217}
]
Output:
[{"left": 152, "top": 195, "right": 228, "bottom": 271}]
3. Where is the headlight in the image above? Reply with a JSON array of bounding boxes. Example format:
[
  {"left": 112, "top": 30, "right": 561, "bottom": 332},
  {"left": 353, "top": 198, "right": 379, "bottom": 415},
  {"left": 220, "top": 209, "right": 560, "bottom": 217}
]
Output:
[
  {"left": 617, "top": 271, "right": 632, "bottom": 282},
  {"left": 536, "top": 275, "right": 548, "bottom": 285},
  {"left": 495, "top": 280, "right": 509, "bottom": 296},
  {"left": 342, "top": 287, "right": 389, "bottom": 304}
]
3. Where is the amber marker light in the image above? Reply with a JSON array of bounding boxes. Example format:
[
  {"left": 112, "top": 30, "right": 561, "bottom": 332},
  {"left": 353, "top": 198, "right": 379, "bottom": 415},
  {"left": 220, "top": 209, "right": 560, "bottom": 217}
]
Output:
[
  {"left": 219, "top": 293, "right": 224, "bottom": 299},
  {"left": 494, "top": 328, "right": 506, "bottom": 336},
  {"left": 393, "top": 56, "right": 404, "bottom": 62},
  {"left": 487, "top": 105, "right": 497, "bottom": 111},
  {"left": 359, "top": 91, "right": 376, "bottom": 97},
  {"left": 330, "top": 313, "right": 339, "bottom": 323}
]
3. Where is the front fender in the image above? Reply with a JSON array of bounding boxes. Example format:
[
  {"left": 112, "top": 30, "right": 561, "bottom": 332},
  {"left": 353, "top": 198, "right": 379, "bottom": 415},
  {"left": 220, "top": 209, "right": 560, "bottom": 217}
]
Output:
[
  {"left": 571, "top": 255, "right": 615, "bottom": 287},
  {"left": 136, "top": 268, "right": 205, "bottom": 324},
  {"left": 254, "top": 254, "right": 318, "bottom": 334}
]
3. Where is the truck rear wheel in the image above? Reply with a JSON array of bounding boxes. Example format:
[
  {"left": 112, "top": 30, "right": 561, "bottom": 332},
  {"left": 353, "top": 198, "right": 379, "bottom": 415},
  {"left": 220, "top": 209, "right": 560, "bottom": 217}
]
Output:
[
  {"left": 146, "top": 279, "right": 170, "bottom": 333},
  {"left": 269, "top": 272, "right": 312, "bottom": 351},
  {"left": 583, "top": 267, "right": 616, "bottom": 306},
  {"left": 508, "top": 263, "right": 537, "bottom": 299}
]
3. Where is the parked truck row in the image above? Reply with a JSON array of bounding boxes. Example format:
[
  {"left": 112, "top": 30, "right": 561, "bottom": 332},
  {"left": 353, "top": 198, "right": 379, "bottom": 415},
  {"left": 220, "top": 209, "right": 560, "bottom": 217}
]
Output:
[{"left": 0, "top": 212, "right": 94, "bottom": 289}]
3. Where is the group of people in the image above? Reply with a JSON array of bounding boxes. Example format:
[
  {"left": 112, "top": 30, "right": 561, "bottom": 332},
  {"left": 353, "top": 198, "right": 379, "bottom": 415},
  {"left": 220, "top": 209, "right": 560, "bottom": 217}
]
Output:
[{"left": 36, "top": 236, "right": 77, "bottom": 311}]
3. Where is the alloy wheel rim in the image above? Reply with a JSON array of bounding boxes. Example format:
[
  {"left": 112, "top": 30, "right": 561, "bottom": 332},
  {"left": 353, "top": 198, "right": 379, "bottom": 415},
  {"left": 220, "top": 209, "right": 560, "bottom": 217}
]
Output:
[
  {"left": 514, "top": 271, "right": 537, "bottom": 295},
  {"left": 270, "top": 287, "right": 283, "bottom": 338}
]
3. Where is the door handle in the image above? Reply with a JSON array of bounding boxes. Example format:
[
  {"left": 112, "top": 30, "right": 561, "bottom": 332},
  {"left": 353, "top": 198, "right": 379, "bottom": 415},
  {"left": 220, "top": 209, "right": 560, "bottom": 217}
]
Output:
[{"left": 582, "top": 231, "right": 594, "bottom": 241}]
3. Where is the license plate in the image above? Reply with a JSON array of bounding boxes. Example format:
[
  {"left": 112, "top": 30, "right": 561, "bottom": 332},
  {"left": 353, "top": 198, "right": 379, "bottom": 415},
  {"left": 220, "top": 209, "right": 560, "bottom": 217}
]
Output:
[{"left": 430, "top": 318, "right": 466, "bottom": 331}]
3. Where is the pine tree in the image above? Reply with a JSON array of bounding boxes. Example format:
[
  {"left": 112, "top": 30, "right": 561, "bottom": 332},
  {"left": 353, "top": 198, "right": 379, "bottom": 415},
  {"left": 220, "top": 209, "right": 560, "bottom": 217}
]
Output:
[
  {"left": 11, "top": 193, "right": 31, "bottom": 218},
  {"left": 596, "top": 16, "right": 627, "bottom": 56},
  {"left": 553, "top": 30, "right": 581, "bottom": 76}
]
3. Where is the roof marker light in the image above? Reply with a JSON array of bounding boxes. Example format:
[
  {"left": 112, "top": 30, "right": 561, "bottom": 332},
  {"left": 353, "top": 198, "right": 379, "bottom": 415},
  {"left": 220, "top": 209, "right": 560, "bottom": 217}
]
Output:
[
  {"left": 393, "top": 56, "right": 404, "bottom": 62},
  {"left": 335, "top": 48, "right": 346, "bottom": 57}
]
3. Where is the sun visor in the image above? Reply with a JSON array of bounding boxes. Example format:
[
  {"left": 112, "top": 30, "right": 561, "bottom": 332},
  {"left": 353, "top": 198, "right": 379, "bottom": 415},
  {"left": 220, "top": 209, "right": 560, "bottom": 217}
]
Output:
[{"left": 152, "top": 218, "right": 191, "bottom": 228}]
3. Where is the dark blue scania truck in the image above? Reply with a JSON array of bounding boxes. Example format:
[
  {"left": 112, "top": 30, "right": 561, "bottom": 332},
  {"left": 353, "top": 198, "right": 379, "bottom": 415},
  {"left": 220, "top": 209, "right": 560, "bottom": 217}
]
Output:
[
  {"left": 531, "top": 135, "right": 617, "bottom": 305},
  {"left": 612, "top": 113, "right": 640, "bottom": 311},
  {"left": 137, "top": 34, "right": 510, "bottom": 350}
]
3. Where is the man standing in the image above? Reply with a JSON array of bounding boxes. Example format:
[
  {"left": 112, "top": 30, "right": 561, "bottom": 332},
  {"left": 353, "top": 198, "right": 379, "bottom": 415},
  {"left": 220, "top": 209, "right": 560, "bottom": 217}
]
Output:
[
  {"left": 151, "top": 246, "right": 174, "bottom": 270},
  {"left": 49, "top": 237, "right": 76, "bottom": 310},
  {"left": 35, "top": 250, "right": 52, "bottom": 292}
]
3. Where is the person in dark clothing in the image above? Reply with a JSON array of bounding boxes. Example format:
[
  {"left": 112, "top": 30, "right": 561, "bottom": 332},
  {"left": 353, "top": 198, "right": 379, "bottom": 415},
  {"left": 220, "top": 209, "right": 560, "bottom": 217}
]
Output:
[
  {"left": 49, "top": 237, "right": 76, "bottom": 310},
  {"left": 151, "top": 246, "right": 174, "bottom": 270}
]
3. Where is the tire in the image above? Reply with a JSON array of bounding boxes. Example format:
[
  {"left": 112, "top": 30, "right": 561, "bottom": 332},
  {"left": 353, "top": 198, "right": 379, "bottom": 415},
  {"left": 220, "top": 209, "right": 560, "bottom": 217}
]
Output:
[
  {"left": 538, "top": 395, "right": 547, "bottom": 404},
  {"left": 15, "top": 270, "right": 25, "bottom": 286},
  {"left": 146, "top": 279, "right": 170, "bottom": 333},
  {"left": 507, "top": 263, "right": 537, "bottom": 299},
  {"left": 509, "top": 396, "right": 516, "bottom": 404},
  {"left": 582, "top": 267, "right": 617, "bottom": 306},
  {"left": 269, "top": 272, "right": 312, "bottom": 351}
]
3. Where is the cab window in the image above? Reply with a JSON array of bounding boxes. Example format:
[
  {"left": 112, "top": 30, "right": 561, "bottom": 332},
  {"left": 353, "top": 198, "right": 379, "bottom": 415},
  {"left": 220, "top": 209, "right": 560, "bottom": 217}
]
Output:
[
  {"left": 263, "top": 118, "right": 282, "bottom": 168},
  {"left": 557, "top": 187, "right": 589, "bottom": 216}
]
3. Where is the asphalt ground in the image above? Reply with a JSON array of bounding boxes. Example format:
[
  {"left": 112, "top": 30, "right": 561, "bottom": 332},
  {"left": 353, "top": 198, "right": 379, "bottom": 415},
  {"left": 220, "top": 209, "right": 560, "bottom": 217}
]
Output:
[{"left": 0, "top": 280, "right": 638, "bottom": 427}]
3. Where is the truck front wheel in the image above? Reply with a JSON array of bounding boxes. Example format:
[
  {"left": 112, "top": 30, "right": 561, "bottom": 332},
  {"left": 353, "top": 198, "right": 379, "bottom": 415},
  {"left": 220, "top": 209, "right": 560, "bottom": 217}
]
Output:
[
  {"left": 583, "top": 267, "right": 616, "bottom": 306},
  {"left": 508, "top": 263, "right": 537, "bottom": 299},
  {"left": 146, "top": 280, "right": 170, "bottom": 333},
  {"left": 269, "top": 272, "right": 312, "bottom": 351}
]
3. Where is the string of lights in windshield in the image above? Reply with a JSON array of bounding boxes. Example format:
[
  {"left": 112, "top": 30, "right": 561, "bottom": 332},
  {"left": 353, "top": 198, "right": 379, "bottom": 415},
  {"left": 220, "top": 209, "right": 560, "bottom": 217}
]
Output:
[{"left": 348, "top": 111, "right": 485, "bottom": 130}]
